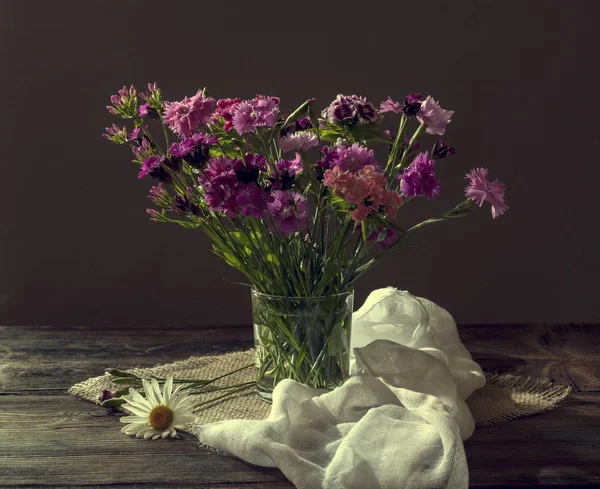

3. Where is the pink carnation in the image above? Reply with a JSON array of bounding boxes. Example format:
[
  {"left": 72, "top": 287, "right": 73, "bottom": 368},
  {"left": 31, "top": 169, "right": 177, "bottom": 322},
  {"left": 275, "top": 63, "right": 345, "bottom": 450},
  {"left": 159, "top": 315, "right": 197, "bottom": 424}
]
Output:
[
  {"left": 232, "top": 95, "right": 280, "bottom": 134},
  {"left": 163, "top": 90, "right": 215, "bottom": 137},
  {"left": 417, "top": 96, "right": 454, "bottom": 136},
  {"left": 465, "top": 168, "right": 508, "bottom": 218},
  {"left": 279, "top": 131, "right": 319, "bottom": 152},
  {"left": 379, "top": 97, "right": 403, "bottom": 114}
]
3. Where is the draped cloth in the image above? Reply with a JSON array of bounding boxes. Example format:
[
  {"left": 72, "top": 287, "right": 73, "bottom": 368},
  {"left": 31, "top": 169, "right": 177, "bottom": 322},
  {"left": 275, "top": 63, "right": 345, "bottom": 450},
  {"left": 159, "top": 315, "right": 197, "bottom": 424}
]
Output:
[{"left": 193, "top": 288, "right": 486, "bottom": 489}]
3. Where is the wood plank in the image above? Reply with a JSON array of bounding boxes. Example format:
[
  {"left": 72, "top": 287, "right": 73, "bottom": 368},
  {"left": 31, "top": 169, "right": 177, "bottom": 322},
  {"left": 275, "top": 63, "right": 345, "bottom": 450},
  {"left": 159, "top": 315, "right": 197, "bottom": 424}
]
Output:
[
  {"left": 460, "top": 324, "right": 600, "bottom": 391},
  {"left": 466, "top": 392, "right": 600, "bottom": 487},
  {"left": 0, "top": 394, "right": 292, "bottom": 487},
  {"left": 1, "top": 324, "right": 599, "bottom": 487},
  {"left": 0, "top": 325, "right": 254, "bottom": 391},
  {"left": 2, "top": 324, "right": 599, "bottom": 392},
  {"left": 1, "top": 392, "right": 599, "bottom": 487}
]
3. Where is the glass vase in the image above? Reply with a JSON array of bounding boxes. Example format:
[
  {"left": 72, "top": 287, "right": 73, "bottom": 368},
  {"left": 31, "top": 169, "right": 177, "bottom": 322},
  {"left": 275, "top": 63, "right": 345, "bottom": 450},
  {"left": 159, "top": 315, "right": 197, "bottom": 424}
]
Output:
[{"left": 251, "top": 289, "right": 354, "bottom": 402}]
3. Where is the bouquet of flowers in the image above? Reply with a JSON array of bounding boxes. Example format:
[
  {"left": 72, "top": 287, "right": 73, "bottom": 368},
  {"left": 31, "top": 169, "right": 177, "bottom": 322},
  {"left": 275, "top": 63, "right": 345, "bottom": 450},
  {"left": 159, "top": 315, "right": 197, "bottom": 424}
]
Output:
[{"left": 104, "top": 84, "right": 507, "bottom": 398}]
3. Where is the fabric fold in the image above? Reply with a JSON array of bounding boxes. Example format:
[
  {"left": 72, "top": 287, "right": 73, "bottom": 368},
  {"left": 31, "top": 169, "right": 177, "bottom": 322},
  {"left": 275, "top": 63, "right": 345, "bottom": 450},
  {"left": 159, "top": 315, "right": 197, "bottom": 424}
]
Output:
[{"left": 194, "top": 288, "right": 487, "bottom": 489}]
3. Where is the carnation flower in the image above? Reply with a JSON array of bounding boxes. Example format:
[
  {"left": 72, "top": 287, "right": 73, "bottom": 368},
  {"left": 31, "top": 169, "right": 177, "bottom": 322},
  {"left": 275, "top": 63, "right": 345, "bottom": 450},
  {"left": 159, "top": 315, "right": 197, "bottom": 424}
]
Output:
[
  {"left": 267, "top": 190, "right": 308, "bottom": 237},
  {"left": 465, "top": 168, "right": 508, "bottom": 218},
  {"left": 119, "top": 377, "right": 196, "bottom": 440},
  {"left": 368, "top": 228, "right": 398, "bottom": 249},
  {"left": 432, "top": 141, "right": 455, "bottom": 159},
  {"left": 417, "top": 96, "right": 454, "bottom": 135},
  {"left": 231, "top": 95, "right": 280, "bottom": 134},
  {"left": 139, "top": 155, "right": 164, "bottom": 179},
  {"left": 138, "top": 103, "right": 150, "bottom": 117},
  {"left": 200, "top": 156, "right": 241, "bottom": 215},
  {"left": 213, "top": 98, "right": 242, "bottom": 131},
  {"left": 163, "top": 89, "right": 215, "bottom": 137},
  {"left": 403, "top": 93, "right": 422, "bottom": 116},
  {"left": 271, "top": 153, "right": 303, "bottom": 190},
  {"left": 398, "top": 153, "right": 439, "bottom": 199},
  {"left": 236, "top": 184, "right": 273, "bottom": 218},
  {"left": 335, "top": 143, "right": 379, "bottom": 173},
  {"left": 380, "top": 97, "right": 403, "bottom": 114},
  {"left": 169, "top": 132, "right": 217, "bottom": 168},
  {"left": 321, "top": 94, "right": 381, "bottom": 125},
  {"left": 279, "top": 131, "right": 319, "bottom": 152},
  {"left": 235, "top": 154, "right": 267, "bottom": 184},
  {"left": 324, "top": 165, "right": 402, "bottom": 222}
]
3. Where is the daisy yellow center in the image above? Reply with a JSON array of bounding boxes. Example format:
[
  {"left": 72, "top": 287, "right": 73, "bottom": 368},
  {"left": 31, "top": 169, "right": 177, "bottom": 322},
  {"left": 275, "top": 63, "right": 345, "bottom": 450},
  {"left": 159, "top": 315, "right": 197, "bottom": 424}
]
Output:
[{"left": 149, "top": 405, "right": 174, "bottom": 431}]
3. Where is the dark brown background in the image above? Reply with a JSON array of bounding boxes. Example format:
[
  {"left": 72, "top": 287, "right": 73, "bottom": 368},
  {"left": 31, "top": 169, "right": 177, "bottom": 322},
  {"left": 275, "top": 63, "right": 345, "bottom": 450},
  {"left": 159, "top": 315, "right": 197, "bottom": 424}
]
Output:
[{"left": 1, "top": 0, "right": 598, "bottom": 327}]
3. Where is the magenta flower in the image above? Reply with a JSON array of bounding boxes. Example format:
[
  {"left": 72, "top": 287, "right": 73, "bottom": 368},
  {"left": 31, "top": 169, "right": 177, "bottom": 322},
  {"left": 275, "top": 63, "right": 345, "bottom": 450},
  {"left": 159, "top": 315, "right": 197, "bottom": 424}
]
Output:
[
  {"left": 138, "top": 103, "right": 150, "bottom": 117},
  {"left": 417, "top": 96, "right": 454, "bottom": 135},
  {"left": 465, "top": 168, "right": 508, "bottom": 218},
  {"left": 163, "top": 90, "right": 215, "bottom": 137},
  {"left": 380, "top": 97, "right": 403, "bottom": 114},
  {"left": 200, "top": 156, "right": 242, "bottom": 216},
  {"left": 271, "top": 153, "right": 303, "bottom": 190},
  {"left": 267, "top": 190, "right": 308, "bottom": 237},
  {"left": 231, "top": 95, "right": 280, "bottom": 134},
  {"left": 279, "top": 131, "right": 319, "bottom": 152},
  {"left": 138, "top": 155, "right": 163, "bottom": 179},
  {"left": 236, "top": 184, "right": 273, "bottom": 218},
  {"left": 235, "top": 154, "right": 267, "bottom": 184},
  {"left": 399, "top": 153, "right": 440, "bottom": 199},
  {"left": 368, "top": 228, "right": 398, "bottom": 249},
  {"left": 213, "top": 98, "right": 242, "bottom": 131},
  {"left": 336, "top": 143, "right": 379, "bottom": 173},
  {"left": 231, "top": 101, "right": 256, "bottom": 134}
]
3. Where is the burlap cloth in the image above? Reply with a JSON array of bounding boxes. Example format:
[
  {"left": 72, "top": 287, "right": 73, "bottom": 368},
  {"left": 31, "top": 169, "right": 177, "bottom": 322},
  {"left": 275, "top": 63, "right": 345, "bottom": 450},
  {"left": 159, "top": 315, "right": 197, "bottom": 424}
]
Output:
[{"left": 69, "top": 348, "right": 571, "bottom": 428}]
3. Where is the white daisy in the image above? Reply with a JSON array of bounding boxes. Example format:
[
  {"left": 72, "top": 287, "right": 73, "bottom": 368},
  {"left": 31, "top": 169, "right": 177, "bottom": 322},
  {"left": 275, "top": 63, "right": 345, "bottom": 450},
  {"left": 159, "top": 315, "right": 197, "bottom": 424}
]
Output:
[{"left": 119, "top": 377, "right": 196, "bottom": 440}]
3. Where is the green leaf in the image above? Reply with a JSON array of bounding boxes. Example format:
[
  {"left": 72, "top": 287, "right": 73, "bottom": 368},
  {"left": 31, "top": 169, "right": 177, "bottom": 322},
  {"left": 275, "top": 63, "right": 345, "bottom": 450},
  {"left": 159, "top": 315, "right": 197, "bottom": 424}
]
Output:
[{"left": 100, "top": 397, "right": 127, "bottom": 408}]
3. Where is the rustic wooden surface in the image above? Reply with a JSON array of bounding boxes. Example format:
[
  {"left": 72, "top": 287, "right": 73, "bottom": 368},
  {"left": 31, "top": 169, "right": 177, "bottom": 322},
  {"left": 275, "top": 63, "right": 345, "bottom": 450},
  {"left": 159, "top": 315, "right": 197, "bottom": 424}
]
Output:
[{"left": 0, "top": 324, "right": 599, "bottom": 488}]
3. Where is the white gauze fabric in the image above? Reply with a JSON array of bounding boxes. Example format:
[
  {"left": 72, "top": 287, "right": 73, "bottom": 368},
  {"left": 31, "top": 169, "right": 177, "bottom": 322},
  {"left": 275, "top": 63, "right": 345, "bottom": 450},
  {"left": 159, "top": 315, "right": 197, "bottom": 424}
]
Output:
[{"left": 194, "top": 287, "right": 486, "bottom": 489}]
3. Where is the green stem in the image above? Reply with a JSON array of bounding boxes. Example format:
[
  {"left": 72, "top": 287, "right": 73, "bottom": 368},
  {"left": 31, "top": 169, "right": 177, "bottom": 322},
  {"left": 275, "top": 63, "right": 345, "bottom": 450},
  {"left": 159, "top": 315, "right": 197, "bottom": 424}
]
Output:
[{"left": 193, "top": 384, "right": 255, "bottom": 410}]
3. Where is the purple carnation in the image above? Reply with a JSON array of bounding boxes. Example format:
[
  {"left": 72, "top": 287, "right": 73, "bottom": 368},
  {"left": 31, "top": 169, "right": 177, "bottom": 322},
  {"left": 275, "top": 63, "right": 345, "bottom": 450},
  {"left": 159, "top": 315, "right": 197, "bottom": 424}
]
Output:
[
  {"left": 321, "top": 94, "right": 382, "bottom": 125},
  {"left": 403, "top": 93, "right": 423, "bottom": 116},
  {"left": 417, "top": 96, "right": 454, "bottom": 135},
  {"left": 235, "top": 153, "right": 267, "bottom": 184},
  {"left": 236, "top": 184, "right": 273, "bottom": 218},
  {"left": 200, "top": 156, "right": 242, "bottom": 216},
  {"left": 139, "top": 155, "right": 164, "bottom": 179},
  {"left": 163, "top": 90, "right": 215, "bottom": 137},
  {"left": 398, "top": 152, "right": 440, "bottom": 199},
  {"left": 432, "top": 141, "right": 456, "bottom": 159},
  {"left": 271, "top": 153, "right": 303, "bottom": 190},
  {"left": 380, "top": 97, "right": 403, "bottom": 114},
  {"left": 267, "top": 190, "right": 308, "bottom": 237},
  {"left": 465, "top": 168, "right": 508, "bottom": 219}
]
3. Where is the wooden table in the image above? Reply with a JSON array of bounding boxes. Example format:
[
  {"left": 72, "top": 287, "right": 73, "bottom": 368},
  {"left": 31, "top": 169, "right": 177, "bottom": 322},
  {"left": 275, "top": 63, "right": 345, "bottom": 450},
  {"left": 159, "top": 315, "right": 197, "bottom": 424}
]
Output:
[{"left": 1, "top": 324, "right": 598, "bottom": 488}]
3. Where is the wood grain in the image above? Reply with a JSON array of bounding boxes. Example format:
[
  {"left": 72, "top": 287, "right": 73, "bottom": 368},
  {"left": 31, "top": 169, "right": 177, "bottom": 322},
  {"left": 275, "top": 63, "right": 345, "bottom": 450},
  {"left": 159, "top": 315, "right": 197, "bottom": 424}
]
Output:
[{"left": 0, "top": 324, "right": 599, "bottom": 488}]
